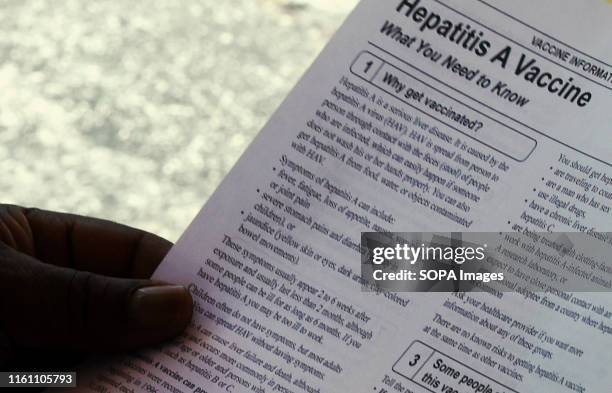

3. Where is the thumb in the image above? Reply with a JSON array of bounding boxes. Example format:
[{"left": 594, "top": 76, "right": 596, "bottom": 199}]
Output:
[{"left": 0, "top": 243, "right": 193, "bottom": 353}]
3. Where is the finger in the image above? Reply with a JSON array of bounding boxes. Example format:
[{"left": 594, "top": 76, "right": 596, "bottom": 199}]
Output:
[
  {"left": 0, "top": 205, "right": 172, "bottom": 279},
  {"left": 0, "top": 243, "right": 193, "bottom": 353}
]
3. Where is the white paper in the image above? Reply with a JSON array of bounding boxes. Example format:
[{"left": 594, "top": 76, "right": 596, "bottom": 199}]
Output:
[{"left": 67, "top": 1, "right": 612, "bottom": 392}]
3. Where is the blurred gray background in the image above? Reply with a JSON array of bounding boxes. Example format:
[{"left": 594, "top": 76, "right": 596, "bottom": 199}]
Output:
[{"left": 0, "top": 0, "right": 357, "bottom": 241}]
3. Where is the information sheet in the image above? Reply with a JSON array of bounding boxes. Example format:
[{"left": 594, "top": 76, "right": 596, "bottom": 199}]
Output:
[{"left": 66, "top": 1, "right": 612, "bottom": 392}]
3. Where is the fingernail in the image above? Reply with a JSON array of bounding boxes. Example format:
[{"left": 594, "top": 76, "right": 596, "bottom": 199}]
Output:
[{"left": 128, "top": 285, "right": 193, "bottom": 330}]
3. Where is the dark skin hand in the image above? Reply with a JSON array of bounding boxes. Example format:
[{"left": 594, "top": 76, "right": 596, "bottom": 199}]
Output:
[{"left": 0, "top": 204, "right": 193, "bottom": 371}]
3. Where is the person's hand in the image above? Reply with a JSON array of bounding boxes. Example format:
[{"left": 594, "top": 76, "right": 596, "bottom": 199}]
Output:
[{"left": 0, "top": 204, "right": 193, "bottom": 370}]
